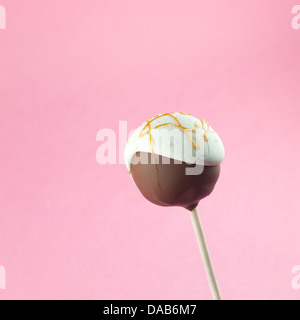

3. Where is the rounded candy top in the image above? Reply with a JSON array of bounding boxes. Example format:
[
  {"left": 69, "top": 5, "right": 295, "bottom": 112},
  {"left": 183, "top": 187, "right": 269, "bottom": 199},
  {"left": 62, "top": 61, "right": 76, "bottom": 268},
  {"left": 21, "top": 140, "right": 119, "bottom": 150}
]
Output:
[{"left": 124, "top": 112, "right": 225, "bottom": 172}]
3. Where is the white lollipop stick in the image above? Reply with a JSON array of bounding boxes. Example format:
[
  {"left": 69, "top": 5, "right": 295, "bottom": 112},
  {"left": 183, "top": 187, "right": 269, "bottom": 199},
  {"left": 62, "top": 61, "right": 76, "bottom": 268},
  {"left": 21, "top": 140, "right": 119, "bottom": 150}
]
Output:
[{"left": 190, "top": 207, "right": 221, "bottom": 300}]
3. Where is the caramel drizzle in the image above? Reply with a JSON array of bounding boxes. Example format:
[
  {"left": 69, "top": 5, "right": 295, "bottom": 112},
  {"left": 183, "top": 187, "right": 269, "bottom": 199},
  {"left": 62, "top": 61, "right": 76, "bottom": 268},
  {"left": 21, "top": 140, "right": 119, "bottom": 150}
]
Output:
[
  {"left": 200, "top": 119, "right": 209, "bottom": 142},
  {"left": 138, "top": 112, "right": 209, "bottom": 190},
  {"left": 139, "top": 112, "right": 209, "bottom": 152}
]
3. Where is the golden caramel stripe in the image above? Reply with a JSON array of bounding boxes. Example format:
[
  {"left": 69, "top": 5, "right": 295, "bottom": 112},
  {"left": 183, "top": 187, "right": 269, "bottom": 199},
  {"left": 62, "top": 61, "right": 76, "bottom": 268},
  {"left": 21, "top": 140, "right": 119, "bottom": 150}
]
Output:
[
  {"left": 200, "top": 119, "right": 205, "bottom": 129},
  {"left": 138, "top": 113, "right": 209, "bottom": 154},
  {"left": 149, "top": 133, "right": 155, "bottom": 153},
  {"left": 195, "top": 136, "right": 201, "bottom": 150},
  {"left": 167, "top": 113, "right": 182, "bottom": 126},
  {"left": 139, "top": 113, "right": 169, "bottom": 137},
  {"left": 200, "top": 119, "right": 210, "bottom": 131},
  {"left": 139, "top": 123, "right": 151, "bottom": 137},
  {"left": 184, "top": 130, "right": 197, "bottom": 150},
  {"left": 184, "top": 128, "right": 198, "bottom": 132},
  {"left": 200, "top": 119, "right": 209, "bottom": 142},
  {"left": 153, "top": 123, "right": 179, "bottom": 129}
]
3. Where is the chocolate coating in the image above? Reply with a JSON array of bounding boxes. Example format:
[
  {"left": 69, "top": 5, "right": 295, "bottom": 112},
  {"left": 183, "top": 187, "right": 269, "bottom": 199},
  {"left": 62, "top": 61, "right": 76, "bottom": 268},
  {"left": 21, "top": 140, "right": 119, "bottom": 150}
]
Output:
[{"left": 131, "top": 152, "right": 220, "bottom": 211}]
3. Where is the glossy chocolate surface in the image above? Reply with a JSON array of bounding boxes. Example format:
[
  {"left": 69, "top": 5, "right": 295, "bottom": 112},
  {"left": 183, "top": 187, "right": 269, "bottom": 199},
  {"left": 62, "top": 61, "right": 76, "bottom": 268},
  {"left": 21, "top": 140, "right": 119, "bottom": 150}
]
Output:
[{"left": 131, "top": 152, "right": 220, "bottom": 211}]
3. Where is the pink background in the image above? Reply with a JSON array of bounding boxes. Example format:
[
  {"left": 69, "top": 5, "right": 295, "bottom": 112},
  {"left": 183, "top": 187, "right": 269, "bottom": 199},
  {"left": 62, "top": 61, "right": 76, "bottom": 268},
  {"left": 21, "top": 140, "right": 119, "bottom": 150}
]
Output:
[{"left": 0, "top": 0, "right": 300, "bottom": 300}]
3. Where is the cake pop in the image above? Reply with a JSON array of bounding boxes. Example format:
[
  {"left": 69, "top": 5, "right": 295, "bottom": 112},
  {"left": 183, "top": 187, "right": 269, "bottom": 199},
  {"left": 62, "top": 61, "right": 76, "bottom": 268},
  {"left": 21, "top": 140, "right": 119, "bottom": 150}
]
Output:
[{"left": 124, "top": 112, "right": 225, "bottom": 300}]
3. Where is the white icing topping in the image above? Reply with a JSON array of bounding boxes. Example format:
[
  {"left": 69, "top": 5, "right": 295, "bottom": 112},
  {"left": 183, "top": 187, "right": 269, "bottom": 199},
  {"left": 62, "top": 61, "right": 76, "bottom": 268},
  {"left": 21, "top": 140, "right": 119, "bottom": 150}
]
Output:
[{"left": 124, "top": 112, "right": 225, "bottom": 171}]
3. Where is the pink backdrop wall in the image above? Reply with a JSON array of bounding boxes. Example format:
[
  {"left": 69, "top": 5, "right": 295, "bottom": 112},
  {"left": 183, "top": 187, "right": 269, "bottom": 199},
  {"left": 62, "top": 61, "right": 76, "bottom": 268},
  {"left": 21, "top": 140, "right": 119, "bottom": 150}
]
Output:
[{"left": 0, "top": 0, "right": 300, "bottom": 300}]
